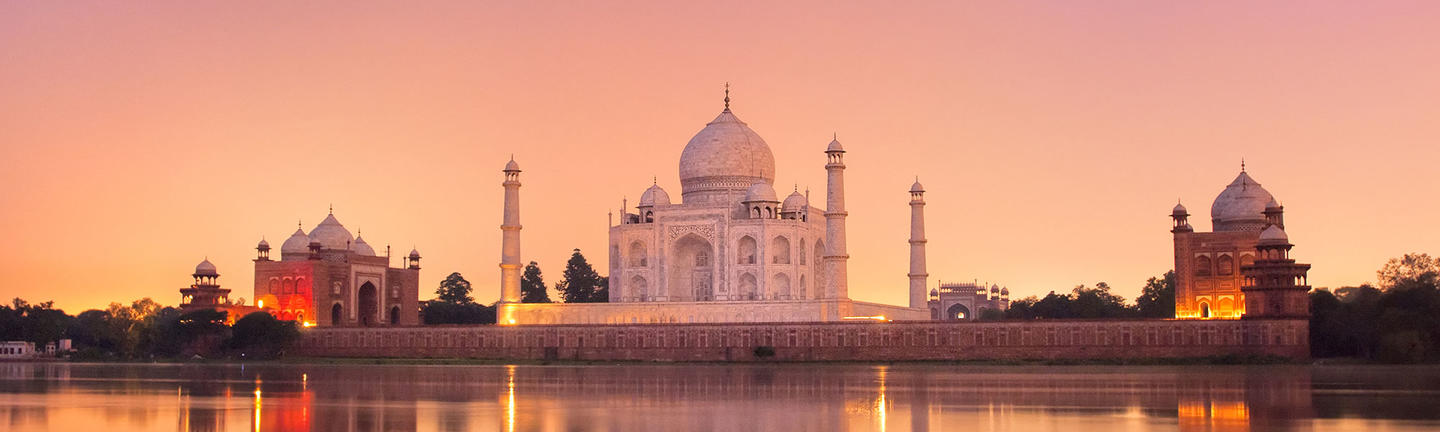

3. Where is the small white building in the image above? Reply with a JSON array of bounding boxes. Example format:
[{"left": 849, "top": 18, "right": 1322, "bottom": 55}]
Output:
[{"left": 1, "top": 341, "right": 36, "bottom": 359}]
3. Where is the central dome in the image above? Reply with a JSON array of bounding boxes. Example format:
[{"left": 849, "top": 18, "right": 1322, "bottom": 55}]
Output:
[
  {"left": 678, "top": 109, "right": 776, "bottom": 202},
  {"left": 309, "top": 213, "right": 354, "bottom": 250},
  {"left": 1211, "top": 171, "right": 1275, "bottom": 232}
]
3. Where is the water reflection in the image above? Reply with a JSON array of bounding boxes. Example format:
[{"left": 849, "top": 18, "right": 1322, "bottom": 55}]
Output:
[{"left": 2, "top": 362, "right": 1439, "bottom": 431}]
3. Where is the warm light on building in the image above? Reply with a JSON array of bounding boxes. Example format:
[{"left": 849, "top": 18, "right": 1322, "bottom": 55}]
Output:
[{"left": 841, "top": 315, "right": 889, "bottom": 322}]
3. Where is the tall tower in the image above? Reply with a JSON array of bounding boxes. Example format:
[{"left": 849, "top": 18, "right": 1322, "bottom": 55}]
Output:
[
  {"left": 824, "top": 137, "right": 849, "bottom": 300},
  {"left": 908, "top": 179, "right": 927, "bottom": 309},
  {"left": 499, "top": 157, "right": 523, "bottom": 303}
]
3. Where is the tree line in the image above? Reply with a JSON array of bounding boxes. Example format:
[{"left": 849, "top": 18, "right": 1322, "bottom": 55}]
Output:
[
  {"left": 421, "top": 248, "right": 609, "bottom": 324},
  {"left": 2, "top": 298, "right": 299, "bottom": 360},
  {"left": 999, "top": 271, "right": 1176, "bottom": 320}
]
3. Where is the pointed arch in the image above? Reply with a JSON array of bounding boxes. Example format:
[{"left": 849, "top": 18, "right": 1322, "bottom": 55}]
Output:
[
  {"left": 737, "top": 235, "right": 757, "bottom": 265},
  {"left": 631, "top": 275, "right": 649, "bottom": 301},
  {"left": 798, "top": 274, "right": 807, "bottom": 300},
  {"left": 772, "top": 273, "right": 791, "bottom": 299},
  {"left": 628, "top": 241, "right": 647, "bottom": 267},
  {"left": 1194, "top": 255, "right": 1212, "bottom": 277},
  {"left": 669, "top": 234, "right": 714, "bottom": 302},
  {"left": 739, "top": 273, "right": 759, "bottom": 300},
  {"left": 771, "top": 236, "right": 791, "bottom": 264},
  {"left": 1217, "top": 254, "right": 1235, "bottom": 276}
]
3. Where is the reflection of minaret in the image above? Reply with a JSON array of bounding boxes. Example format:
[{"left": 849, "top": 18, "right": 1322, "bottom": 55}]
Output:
[
  {"left": 908, "top": 179, "right": 927, "bottom": 309},
  {"left": 824, "top": 136, "right": 849, "bottom": 300},
  {"left": 500, "top": 157, "right": 523, "bottom": 304}
]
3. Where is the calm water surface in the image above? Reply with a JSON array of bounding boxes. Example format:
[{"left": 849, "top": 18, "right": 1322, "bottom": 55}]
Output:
[{"left": 1, "top": 362, "right": 1438, "bottom": 431}]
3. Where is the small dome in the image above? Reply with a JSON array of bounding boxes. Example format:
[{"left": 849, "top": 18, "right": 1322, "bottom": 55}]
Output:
[
  {"left": 990, "top": 284, "right": 1000, "bottom": 293},
  {"left": 351, "top": 235, "right": 375, "bottom": 256},
  {"left": 638, "top": 184, "right": 671, "bottom": 207},
  {"left": 1266, "top": 198, "right": 1282, "bottom": 210},
  {"left": 505, "top": 159, "right": 520, "bottom": 171},
  {"left": 194, "top": 259, "right": 218, "bottom": 276},
  {"left": 308, "top": 213, "right": 354, "bottom": 250},
  {"left": 826, "top": 137, "right": 844, "bottom": 152},
  {"left": 257, "top": 238, "right": 270, "bottom": 249},
  {"left": 1172, "top": 202, "right": 1188, "bottom": 214},
  {"left": 782, "top": 189, "right": 807, "bottom": 211},
  {"left": 743, "top": 182, "right": 779, "bottom": 203},
  {"left": 280, "top": 228, "right": 310, "bottom": 255},
  {"left": 910, "top": 180, "right": 924, "bottom": 193},
  {"left": 408, "top": 248, "right": 421, "bottom": 258},
  {"left": 1258, "top": 225, "right": 1289, "bottom": 244},
  {"left": 1211, "top": 171, "right": 1275, "bottom": 231},
  {"left": 1001, "top": 287, "right": 1010, "bottom": 295}
]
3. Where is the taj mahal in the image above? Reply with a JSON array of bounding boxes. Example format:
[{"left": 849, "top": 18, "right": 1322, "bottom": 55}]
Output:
[{"left": 496, "top": 90, "right": 933, "bottom": 324}]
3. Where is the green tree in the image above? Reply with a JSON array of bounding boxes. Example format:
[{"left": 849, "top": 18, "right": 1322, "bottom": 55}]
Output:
[
  {"left": 230, "top": 312, "right": 301, "bottom": 358},
  {"left": 520, "top": 261, "right": 552, "bottom": 303},
  {"left": 435, "top": 272, "right": 474, "bottom": 304},
  {"left": 1377, "top": 253, "right": 1440, "bottom": 290},
  {"left": 594, "top": 276, "right": 610, "bottom": 302},
  {"left": 421, "top": 301, "right": 496, "bottom": 324},
  {"left": 1136, "top": 271, "right": 1176, "bottom": 318},
  {"left": 556, "top": 249, "right": 605, "bottom": 303}
]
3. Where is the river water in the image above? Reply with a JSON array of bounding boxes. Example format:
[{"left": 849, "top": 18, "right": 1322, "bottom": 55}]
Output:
[{"left": 1, "top": 362, "right": 1437, "bottom": 431}]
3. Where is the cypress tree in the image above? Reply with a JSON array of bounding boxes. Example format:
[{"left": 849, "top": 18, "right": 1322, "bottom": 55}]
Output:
[{"left": 520, "top": 261, "right": 552, "bottom": 303}]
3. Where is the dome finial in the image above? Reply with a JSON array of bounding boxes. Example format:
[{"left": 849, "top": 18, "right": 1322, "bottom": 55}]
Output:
[
  {"left": 723, "top": 82, "right": 730, "bottom": 111},
  {"left": 1241, "top": 158, "right": 1246, "bottom": 173},
  {"left": 653, "top": 176, "right": 657, "bottom": 185},
  {"left": 329, "top": 204, "right": 333, "bottom": 215}
]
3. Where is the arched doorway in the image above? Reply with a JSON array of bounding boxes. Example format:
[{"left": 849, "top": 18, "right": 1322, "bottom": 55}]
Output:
[
  {"left": 772, "top": 273, "right": 790, "bottom": 299},
  {"left": 1199, "top": 302, "right": 1211, "bottom": 318},
  {"left": 330, "top": 303, "right": 343, "bottom": 326},
  {"left": 389, "top": 306, "right": 400, "bottom": 325},
  {"left": 947, "top": 303, "right": 971, "bottom": 321},
  {"left": 358, "top": 282, "right": 378, "bottom": 326},
  {"left": 739, "top": 273, "right": 758, "bottom": 300},
  {"left": 669, "top": 234, "right": 713, "bottom": 301}
]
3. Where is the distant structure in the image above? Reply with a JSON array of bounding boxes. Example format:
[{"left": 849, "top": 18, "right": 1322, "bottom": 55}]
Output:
[
  {"left": 1172, "top": 165, "right": 1302, "bottom": 319},
  {"left": 928, "top": 282, "right": 1010, "bottom": 321},
  {"left": 253, "top": 210, "right": 421, "bottom": 327},
  {"left": 178, "top": 259, "right": 259, "bottom": 323},
  {"left": 497, "top": 87, "right": 928, "bottom": 324}
]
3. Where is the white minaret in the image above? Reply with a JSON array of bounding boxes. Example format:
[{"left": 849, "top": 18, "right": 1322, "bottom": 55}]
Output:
[
  {"left": 824, "top": 136, "right": 849, "bottom": 300},
  {"left": 499, "top": 157, "right": 523, "bottom": 303},
  {"left": 908, "top": 178, "right": 928, "bottom": 309}
]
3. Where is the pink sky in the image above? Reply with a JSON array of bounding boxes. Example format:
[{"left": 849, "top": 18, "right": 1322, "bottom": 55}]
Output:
[{"left": 2, "top": 1, "right": 1438, "bottom": 312}]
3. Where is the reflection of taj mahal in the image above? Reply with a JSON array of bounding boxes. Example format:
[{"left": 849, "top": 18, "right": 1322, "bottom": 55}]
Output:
[{"left": 497, "top": 91, "right": 932, "bottom": 324}]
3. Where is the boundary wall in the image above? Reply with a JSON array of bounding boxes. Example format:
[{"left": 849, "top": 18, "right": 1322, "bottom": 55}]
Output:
[{"left": 297, "top": 318, "right": 1308, "bottom": 361}]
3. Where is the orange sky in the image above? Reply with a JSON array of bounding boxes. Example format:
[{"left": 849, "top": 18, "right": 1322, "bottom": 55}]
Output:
[{"left": 3, "top": 1, "right": 1438, "bottom": 312}]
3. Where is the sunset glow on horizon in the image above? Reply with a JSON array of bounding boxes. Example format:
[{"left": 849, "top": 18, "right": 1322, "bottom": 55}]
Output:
[{"left": 3, "top": 1, "right": 1438, "bottom": 312}]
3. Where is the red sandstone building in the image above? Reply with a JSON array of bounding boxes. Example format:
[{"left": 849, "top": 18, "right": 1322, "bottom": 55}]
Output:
[
  {"left": 251, "top": 210, "right": 421, "bottom": 327},
  {"left": 1171, "top": 167, "right": 1306, "bottom": 320}
]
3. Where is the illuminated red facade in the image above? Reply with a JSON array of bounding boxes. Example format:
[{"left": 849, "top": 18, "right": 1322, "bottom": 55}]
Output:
[{"left": 252, "top": 211, "right": 421, "bottom": 327}]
